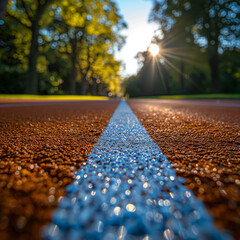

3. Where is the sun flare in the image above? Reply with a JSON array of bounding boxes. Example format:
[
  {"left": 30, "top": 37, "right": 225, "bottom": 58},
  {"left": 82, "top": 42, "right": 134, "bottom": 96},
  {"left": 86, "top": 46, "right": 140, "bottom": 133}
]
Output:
[{"left": 149, "top": 44, "right": 160, "bottom": 56}]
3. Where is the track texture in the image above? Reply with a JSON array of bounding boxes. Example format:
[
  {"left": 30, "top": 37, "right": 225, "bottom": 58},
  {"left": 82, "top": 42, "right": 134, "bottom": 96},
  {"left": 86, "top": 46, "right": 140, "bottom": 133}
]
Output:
[
  {"left": 0, "top": 100, "right": 119, "bottom": 240},
  {"left": 43, "top": 101, "right": 230, "bottom": 240},
  {"left": 128, "top": 99, "right": 240, "bottom": 239}
]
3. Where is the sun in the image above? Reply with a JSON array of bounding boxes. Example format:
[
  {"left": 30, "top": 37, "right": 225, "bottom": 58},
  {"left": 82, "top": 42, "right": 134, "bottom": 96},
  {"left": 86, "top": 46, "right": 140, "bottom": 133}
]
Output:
[{"left": 149, "top": 44, "right": 160, "bottom": 57}]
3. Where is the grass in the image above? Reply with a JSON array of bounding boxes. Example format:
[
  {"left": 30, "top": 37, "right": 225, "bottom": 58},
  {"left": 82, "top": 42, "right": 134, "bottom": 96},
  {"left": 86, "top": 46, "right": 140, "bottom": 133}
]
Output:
[
  {"left": 136, "top": 93, "right": 240, "bottom": 100},
  {"left": 0, "top": 94, "right": 109, "bottom": 100}
]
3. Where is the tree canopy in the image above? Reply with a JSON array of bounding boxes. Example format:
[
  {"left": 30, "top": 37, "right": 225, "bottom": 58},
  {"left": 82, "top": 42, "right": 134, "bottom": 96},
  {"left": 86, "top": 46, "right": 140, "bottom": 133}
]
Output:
[
  {"left": 151, "top": 0, "right": 240, "bottom": 92},
  {"left": 124, "top": 0, "right": 240, "bottom": 97},
  {"left": 0, "top": 0, "right": 126, "bottom": 95}
]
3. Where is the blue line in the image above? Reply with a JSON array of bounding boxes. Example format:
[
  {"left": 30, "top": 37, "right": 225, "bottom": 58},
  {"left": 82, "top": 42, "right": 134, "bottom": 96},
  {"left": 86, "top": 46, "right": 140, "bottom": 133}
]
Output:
[{"left": 42, "top": 100, "right": 232, "bottom": 240}]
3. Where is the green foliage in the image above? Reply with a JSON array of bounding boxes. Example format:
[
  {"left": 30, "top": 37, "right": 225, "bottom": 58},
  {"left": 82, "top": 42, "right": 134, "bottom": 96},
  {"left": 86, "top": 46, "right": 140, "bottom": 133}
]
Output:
[
  {"left": 123, "top": 75, "right": 141, "bottom": 98},
  {"left": 38, "top": 72, "right": 64, "bottom": 95},
  {"left": 186, "top": 70, "right": 210, "bottom": 94},
  {"left": 143, "top": 0, "right": 240, "bottom": 95},
  {"left": 0, "top": 63, "right": 26, "bottom": 93},
  {"left": 151, "top": 0, "right": 240, "bottom": 50},
  {"left": 0, "top": 0, "right": 126, "bottom": 95},
  {"left": 46, "top": 0, "right": 126, "bottom": 95},
  {"left": 219, "top": 50, "right": 240, "bottom": 93},
  {"left": 0, "top": 14, "right": 29, "bottom": 69}
]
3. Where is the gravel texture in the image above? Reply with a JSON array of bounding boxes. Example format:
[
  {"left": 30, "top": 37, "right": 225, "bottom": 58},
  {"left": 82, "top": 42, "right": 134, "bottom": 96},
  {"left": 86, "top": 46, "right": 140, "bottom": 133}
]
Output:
[
  {"left": 0, "top": 100, "right": 119, "bottom": 240},
  {"left": 128, "top": 99, "right": 240, "bottom": 240},
  {"left": 43, "top": 100, "right": 231, "bottom": 240}
]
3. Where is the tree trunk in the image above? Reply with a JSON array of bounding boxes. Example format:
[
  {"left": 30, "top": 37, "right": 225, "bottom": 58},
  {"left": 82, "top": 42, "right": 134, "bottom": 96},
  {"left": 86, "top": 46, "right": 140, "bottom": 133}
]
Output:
[
  {"left": 81, "top": 76, "right": 87, "bottom": 95},
  {"left": 0, "top": 0, "right": 8, "bottom": 18},
  {"left": 69, "top": 59, "right": 77, "bottom": 95},
  {"left": 100, "top": 83, "right": 106, "bottom": 96},
  {"left": 81, "top": 43, "right": 91, "bottom": 95},
  {"left": 92, "top": 79, "right": 97, "bottom": 96},
  {"left": 24, "top": 1, "right": 52, "bottom": 94},
  {"left": 26, "top": 20, "right": 39, "bottom": 94},
  {"left": 208, "top": 53, "right": 219, "bottom": 93},
  {"left": 206, "top": 15, "right": 220, "bottom": 94},
  {"left": 162, "top": 66, "right": 170, "bottom": 95},
  {"left": 156, "top": 56, "right": 170, "bottom": 95},
  {"left": 180, "top": 59, "right": 185, "bottom": 94},
  {"left": 163, "top": 77, "right": 170, "bottom": 95},
  {"left": 69, "top": 39, "right": 78, "bottom": 95}
]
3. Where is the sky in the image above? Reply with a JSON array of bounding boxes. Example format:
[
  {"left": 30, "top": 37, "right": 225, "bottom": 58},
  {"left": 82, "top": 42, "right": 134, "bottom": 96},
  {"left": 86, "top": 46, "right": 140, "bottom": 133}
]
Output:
[{"left": 114, "top": 0, "right": 158, "bottom": 77}]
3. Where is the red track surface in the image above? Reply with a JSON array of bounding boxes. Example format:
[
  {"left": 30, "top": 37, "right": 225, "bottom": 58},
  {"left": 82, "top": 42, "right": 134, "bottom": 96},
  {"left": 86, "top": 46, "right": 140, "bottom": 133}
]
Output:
[
  {"left": 128, "top": 99, "right": 240, "bottom": 239},
  {"left": 0, "top": 100, "right": 119, "bottom": 240},
  {"left": 0, "top": 98, "right": 239, "bottom": 239}
]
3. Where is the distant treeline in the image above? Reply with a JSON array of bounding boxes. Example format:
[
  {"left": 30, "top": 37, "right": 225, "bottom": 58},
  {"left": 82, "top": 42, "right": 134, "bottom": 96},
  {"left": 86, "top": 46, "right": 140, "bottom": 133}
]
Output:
[
  {"left": 124, "top": 0, "right": 240, "bottom": 97},
  {"left": 0, "top": 0, "right": 126, "bottom": 95}
]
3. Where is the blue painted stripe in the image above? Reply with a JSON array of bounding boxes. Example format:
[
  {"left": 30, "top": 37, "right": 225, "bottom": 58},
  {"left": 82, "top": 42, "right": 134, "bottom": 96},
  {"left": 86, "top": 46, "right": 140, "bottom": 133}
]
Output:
[{"left": 42, "top": 100, "right": 232, "bottom": 240}]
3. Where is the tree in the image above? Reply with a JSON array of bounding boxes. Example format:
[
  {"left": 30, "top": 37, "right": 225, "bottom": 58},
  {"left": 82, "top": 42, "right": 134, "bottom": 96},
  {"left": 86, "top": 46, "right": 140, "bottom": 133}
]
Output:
[
  {"left": 48, "top": 0, "right": 126, "bottom": 95},
  {"left": 77, "top": 0, "right": 126, "bottom": 95},
  {"left": 135, "top": 49, "right": 170, "bottom": 96},
  {"left": 47, "top": 0, "right": 89, "bottom": 94},
  {"left": 6, "top": 0, "right": 54, "bottom": 94},
  {"left": 123, "top": 75, "right": 141, "bottom": 98},
  {"left": 78, "top": 33, "right": 123, "bottom": 95},
  {"left": 151, "top": 0, "right": 240, "bottom": 93},
  {"left": 1, "top": 0, "right": 126, "bottom": 95}
]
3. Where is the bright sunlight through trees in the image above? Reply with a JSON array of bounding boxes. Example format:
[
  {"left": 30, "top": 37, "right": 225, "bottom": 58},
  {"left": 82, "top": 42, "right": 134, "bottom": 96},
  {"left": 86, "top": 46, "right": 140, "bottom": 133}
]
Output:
[{"left": 148, "top": 44, "right": 159, "bottom": 57}]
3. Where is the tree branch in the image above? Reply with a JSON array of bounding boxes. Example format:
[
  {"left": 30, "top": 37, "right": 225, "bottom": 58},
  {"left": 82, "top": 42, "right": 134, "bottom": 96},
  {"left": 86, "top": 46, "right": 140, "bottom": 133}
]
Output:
[
  {"left": 6, "top": 11, "right": 31, "bottom": 29},
  {"left": 59, "top": 50, "right": 71, "bottom": 56},
  {"left": 38, "top": 0, "right": 54, "bottom": 17},
  {"left": 21, "top": 0, "right": 32, "bottom": 23}
]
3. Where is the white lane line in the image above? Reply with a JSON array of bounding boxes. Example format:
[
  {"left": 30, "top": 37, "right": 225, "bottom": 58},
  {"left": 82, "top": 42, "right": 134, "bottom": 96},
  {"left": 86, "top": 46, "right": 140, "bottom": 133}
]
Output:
[{"left": 42, "top": 100, "right": 232, "bottom": 240}]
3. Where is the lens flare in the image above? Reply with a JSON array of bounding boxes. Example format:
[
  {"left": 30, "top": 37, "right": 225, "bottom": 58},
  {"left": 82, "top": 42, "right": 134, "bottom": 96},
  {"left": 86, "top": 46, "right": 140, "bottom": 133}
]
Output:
[{"left": 149, "top": 44, "right": 160, "bottom": 56}]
